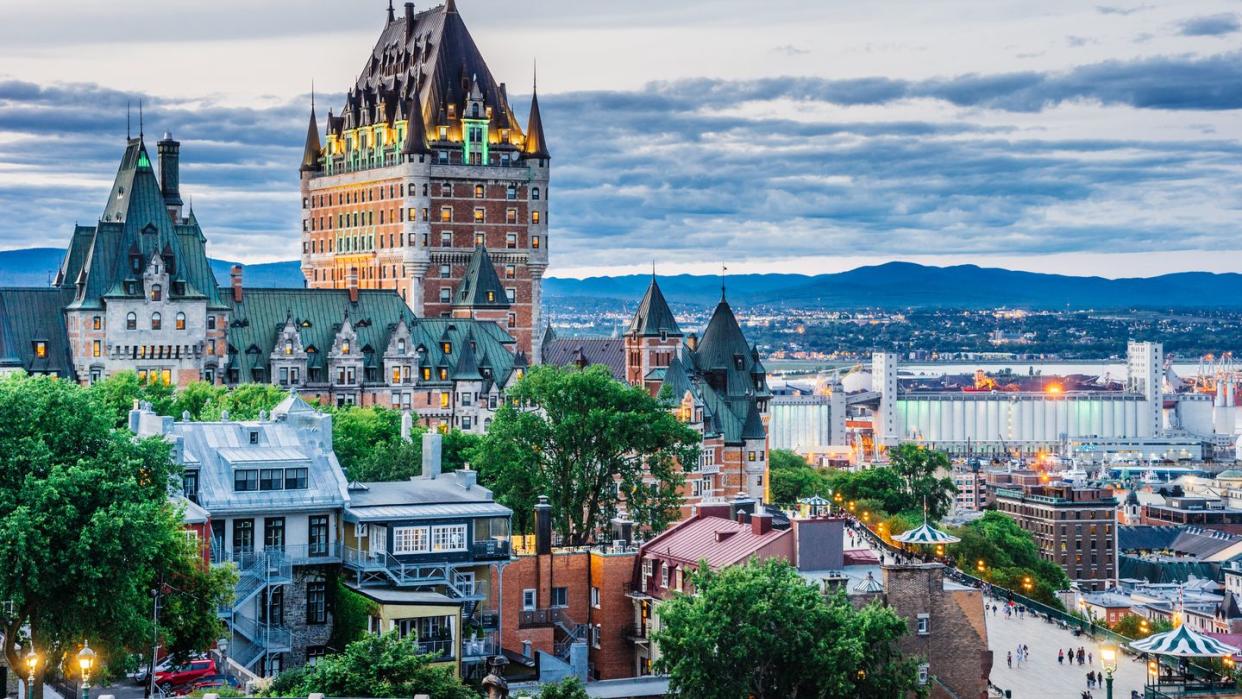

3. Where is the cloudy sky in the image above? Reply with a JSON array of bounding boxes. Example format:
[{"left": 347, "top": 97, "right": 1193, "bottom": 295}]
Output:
[{"left": 0, "top": 0, "right": 1240, "bottom": 279}]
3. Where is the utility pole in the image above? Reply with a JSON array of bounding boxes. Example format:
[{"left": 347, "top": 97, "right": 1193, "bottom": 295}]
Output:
[{"left": 145, "top": 589, "right": 160, "bottom": 699}]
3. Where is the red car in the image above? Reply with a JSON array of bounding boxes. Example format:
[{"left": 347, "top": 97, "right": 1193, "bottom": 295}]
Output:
[{"left": 155, "top": 658, "right": 217, "bottom": 690}]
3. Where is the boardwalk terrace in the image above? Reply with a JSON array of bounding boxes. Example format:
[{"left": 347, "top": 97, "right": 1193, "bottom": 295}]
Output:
[{"left": 992, "top": 475, "right": 1118, "bottom": 591}]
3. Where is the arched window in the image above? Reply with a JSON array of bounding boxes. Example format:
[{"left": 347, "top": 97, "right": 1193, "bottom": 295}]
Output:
[
  {"left": 398, "top": 339, "right": 407, "bottom": 354},
  {"left": 151, "top": 312, "right": 162, "bottom": 330},
  {"left": 532, "top": 187, "right": 541, "bottom": 201},
  {"left": 126, "top": 312, "right": 137, "bottom": 330},
  {"left": 175, "top": 312, "right": 186, "bottom": 330},
  {"left": 150, "top": 284, "right": 162, "bottom": 301}
]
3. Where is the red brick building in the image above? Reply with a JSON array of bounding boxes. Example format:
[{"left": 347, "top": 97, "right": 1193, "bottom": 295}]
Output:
[{"left": 299, "top": 1, "right": 549, "bottom": 360}]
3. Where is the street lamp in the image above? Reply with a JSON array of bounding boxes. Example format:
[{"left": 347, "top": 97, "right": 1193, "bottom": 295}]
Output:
[
  {"left": 1023, "top": 576, "right": 1033, "bottom": 595},
  {"left": 1147, "top": 658, "right": 1159, "bottom": 688},
  {"left": 24, "top": 649, "right": 37, "bottom": 699},
  {"left": 1100, "top": 644, "right": 1117, "bottom": 699},
  {"left": 77, "top": 642, "right": 95, "bottom": 699}
]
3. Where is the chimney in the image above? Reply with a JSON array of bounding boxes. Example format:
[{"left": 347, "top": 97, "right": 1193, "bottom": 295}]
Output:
[
  {"left": 348, "top": 267, "right": 359, "bottom": 303},
  {"left": 400, "top": 410, "right": 413, "bottom": 442},
  {"left": 751, "top": 510, "right": 773, "bottom": 536},
  {"left": 421, "top": 430, "right": 442, "bottom": 479},
  {"left": 534, "top": 495, "right": 553, "bottom": 555},
  {"left": 455, "top": 463, "right": 477, "bottom": 490},
  {"left": 230, "top": 265, "right": 243, "bottom": 303},
  {"left": 404, "top": 2, "right": 415, "bottom": 39},
  {"left": 157, "top": 132, "right": 183, "bottom": 217}
]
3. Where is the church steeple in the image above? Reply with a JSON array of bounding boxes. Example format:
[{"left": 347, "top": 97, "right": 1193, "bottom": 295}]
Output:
[{"left": 301, "top": 90, "right": 322, "bottom": 172}]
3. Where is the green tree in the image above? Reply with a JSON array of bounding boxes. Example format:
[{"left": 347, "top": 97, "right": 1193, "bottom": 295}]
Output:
[
  {"left": 1110, "top": 614, "right": 1170, "bottom": 639},
  {"left": 887, "top": 444, "right": 957, "bottom": 520},
  {"left": 653, "top": 558, "right": 922, "bottom": 699},
  {"left": 538, "top": 677, "right": 589, "bottom": 699},
  {"left": 330, "top": 406, "right": 404, "bottom": 476},
  {"left": 158, "top": 561, "right": 236, "bottom": 662},
  {"left": 768, "top": 449, "right": 829, "bottom": 507},
  {"left": 0, "top": 374, "right": 217, "bottom": 692},
  {"left": 204, "top": 383, "right": 287, "bottom": 421},
  {"left": 825, "top": 467, "right": 909, "bottom": 515},
  {"left": 88, "top": 371, "right": 177, "bottom": 426},
  {"left": 474, "top": 365, "right": 700, "bottom": 543},
  {"left": 951, "top": 511, "right": 1069, "bottom": 607},
  {"left": 167, "top": 381, "right": 227, "bottom": 421},
  {"left": 278, "top": 631, "right": 476, "bottom": 699}
]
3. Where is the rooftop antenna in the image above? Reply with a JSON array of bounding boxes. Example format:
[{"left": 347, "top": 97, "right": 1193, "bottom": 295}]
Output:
[
  {"left": 138, "top": 99, "right": 144, "bottom": 139},
  {"left": 721, "top": 263, "right": 728, "bottom": 300},
  {"left": 651, "top": 259, "right": 656, "bottom": 280},
  {"left": 127, "top": 101, "right": 132, "bottom": 139}
]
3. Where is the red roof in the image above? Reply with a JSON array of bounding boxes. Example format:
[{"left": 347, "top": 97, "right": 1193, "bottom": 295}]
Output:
[{"left": 640, "top": 515, "right": 792, "bottom": 569}]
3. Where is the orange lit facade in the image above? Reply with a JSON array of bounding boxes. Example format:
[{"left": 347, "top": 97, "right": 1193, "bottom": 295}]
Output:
[{"left": 299, "top": 1, "right": 549, "bottom": 360}]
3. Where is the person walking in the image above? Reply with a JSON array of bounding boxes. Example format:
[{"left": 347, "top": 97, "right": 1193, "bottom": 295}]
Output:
[
  {"left": 1059, "top": 649, "right": 1065, "bottom": 664},
  {"left": 1088, "top": 652, "right": 1093, "bottom": 665},
  {"left": 1007, "top": 651, "right": 1013, "bottom": 669}
]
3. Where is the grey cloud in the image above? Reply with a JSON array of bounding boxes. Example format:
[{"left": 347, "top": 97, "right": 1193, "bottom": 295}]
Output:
[
  {"left": 0, "top": 53, "right": 1239, "bottom": 268},
  {"left": 1096, "top": 4, "right": 1153, "bottom": 15},
  {"left": 1178, "top": 13, "right": 1240, "bottom": 36}
]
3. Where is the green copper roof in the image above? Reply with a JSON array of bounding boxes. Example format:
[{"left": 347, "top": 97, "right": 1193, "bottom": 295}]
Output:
[
  {"left": 0, "top": 288, "right": 74, "bottom": 376},
  {"left": 627, "top": 277, "right": 681, "bottom": 337},
  {"left": 454, "top": 246, "right": 510, "bottom": 309}
]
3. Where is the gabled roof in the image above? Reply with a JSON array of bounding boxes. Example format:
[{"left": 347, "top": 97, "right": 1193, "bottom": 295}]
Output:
[
  {"left": 0, "top": 288, "right": 74, "bottom": 376},
  {"left": 454, "top": 246, "right": 509, "bottom": 309},
  {"left": 627, "top": 277, "right": 680, "bottom": 337},
  {"left": 639, "top": 514, "right": 791, "bottom": 569},
  {"left": 401, "top": 90, "right": 431, "bottom": 156},
  {"left": 541, "top": 337, "right": 625, "bottom": 381}
]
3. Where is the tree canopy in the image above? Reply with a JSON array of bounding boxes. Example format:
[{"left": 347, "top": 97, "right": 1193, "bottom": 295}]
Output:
[
  {"left": 88, "top": 373, "right": 287, "bottom": 427},
  {"left": 950, "top": 511, "right": 1069, "bottom": 607},
  {"left": 266, "top": 631, "right": 476, "bottom": 699},
  {"left": 473, "top": 365, "right": 700, "bottom": 543},
  {"left": 768, "top": 449, "right": 831, "bottom": 507},
  {"left": 887, "top": 444, "right": 957, "bottom": 520},
  {"left": 654, "top": 558, "right": 922, "bottom": 699},
  {"left": 0, "top": 374, "right": 227, "bottom": 689},
  {"left": 538, "top": 677, "right": 590, "bottom": 699},
  {"left": 325, "top": 405, "right": 479, "bottom": 481}
]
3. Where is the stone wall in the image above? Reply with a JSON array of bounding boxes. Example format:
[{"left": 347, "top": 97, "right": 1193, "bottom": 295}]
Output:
[{"left": 882, "top": 563, "right": 992, "bottom": 699}]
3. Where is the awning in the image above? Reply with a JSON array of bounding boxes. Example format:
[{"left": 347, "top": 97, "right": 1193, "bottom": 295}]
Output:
[
  {"left": 1131, "top": 625, "right": 1242, "bottom": 657},
  {"left": 893, "top": 522, "right": 961, "bottom": 545}
]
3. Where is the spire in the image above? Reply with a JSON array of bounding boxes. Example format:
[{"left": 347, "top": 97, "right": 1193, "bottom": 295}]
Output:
[
  {"left": 522, "top": 69, "right": 550, "bottom": 160},
  {"left": 301, "top": 88, "right": 323, "bottom": 172},
  {"left": 387, "top": 0, "right": 396, "bottom": 22},
  {"left": 454, "top": 245, "right": 510, "bottom": 309},
  {"left": 138, "top": 99, "right": 144, "bottom": 140},
  {"left": 628, "top": 276, "right": 681, "bottom": 337},
  {"left": 445, "top": 0, "right": 457, "bottom": 14},
  {"left": 401, "top": 87, "right": 430, "bottom": 156},
  {"left": 127, "top": 100, "right": 131, "bottom": 140}
]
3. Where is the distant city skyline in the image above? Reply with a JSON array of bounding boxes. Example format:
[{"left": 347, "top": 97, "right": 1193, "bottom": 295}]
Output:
[{"left": 0, "top": 0, "right": 1240, "bottom": 278}]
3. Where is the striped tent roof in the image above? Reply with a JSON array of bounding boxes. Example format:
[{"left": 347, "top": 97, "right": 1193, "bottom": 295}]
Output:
[
  {"left": 854, "top": 571, "right": 884, "bottom": 593},
  {"left": 893, "top": 522, "right": 961, "bottom": 545},
  {"left": 1130, "top": 625, "right": 1241, "bottom": 657}
]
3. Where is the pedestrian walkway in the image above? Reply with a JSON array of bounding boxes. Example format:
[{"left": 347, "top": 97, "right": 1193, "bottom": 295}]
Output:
[{"left": 986, "top": 599, "right": 1148, "bottom": 697}]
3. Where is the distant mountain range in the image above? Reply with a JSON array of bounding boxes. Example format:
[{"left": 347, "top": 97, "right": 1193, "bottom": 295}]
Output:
[{"left": 2, "top": 247, "right": 1240, "bottom": 309}]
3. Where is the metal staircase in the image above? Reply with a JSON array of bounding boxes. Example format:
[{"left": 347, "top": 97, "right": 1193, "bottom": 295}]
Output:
[{"left": 213, "top": 548, "right": 294, "bottom": 674}]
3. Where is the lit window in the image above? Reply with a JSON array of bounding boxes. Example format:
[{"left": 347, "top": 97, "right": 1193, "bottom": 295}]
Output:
[
  {"left": 150, "top": 284, "right": 162, "bottom": 302},
  {"left": 440, "top": 206, "right": 452, "bottom": 222},
  {"left": 175, "top": 312, "right": 186, "bottom": 330},
  {"left": 532, "top": 236, "right": 540, "bottom": 249},
  {"left": 342, "top": 341, "right": 350, "bottom": 355},
  {"left": 92, "top": 316, "right": 102, "bottom": 330},
  {"left": 92, "top": 340, "right": 101, "bottom": 358},
  {"left": 506, "top": 209, "right": 518, "bottom": 224},
  {"left": 442, "top": 342, "right": 452, "bottom": 354},
  {"left": 475, "top": 232, "right": 485, "bottom": 246},
  {"left": 33, "top": 341, "right": 47, "bottom": 358},
  {"left": 284, "top": 341, "right": 293, "bottom": 356},
  {"left": 505, "top": 265, "right": 516, "bottom": 279},
  {"left": 474, "top": 184, "right": 484, "bottom": 198},
  {"left": 506, "top": 233, "right": 517, "bottom": 249},
  {"left": 473, "top": 208, "right": 484, "bottom": 223},
  {"left": 531, "top": 211, "right": 540, "bottom": 224}
]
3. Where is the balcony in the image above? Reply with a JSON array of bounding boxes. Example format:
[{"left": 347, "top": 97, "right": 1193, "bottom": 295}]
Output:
[
  {"left": 476, "top": 609, "right": 499, "bottom": 629},
  {"left": 518, "top": 607, "right": 575, "bottom": 629},
  {"left": 461, "top": 632, "right": 499, "bottom": 659},
  {"left": 623, "top": 623, "right": 650, "bottom": 643},
  {"left": 470, "top": 539, "right": 511, "bottom": 560},
  {"left": 414, "top": 637, "right": 455, "bottom": 661}
]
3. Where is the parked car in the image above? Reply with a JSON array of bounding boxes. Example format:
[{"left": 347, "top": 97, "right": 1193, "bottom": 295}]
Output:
[
  {"left": 135, "top": 654, "right": 206, "bottom": 686},
  {"left": 171, "top": 674, "right": 238, "bottom": 697},
  {"left": 155, "top": 658, "right": 217, "bottom": 690}
]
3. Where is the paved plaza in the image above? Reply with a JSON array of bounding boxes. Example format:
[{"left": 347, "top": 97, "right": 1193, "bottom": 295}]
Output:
[{"left": 986, "top": 604, "right": 1149, "bottom": 698}]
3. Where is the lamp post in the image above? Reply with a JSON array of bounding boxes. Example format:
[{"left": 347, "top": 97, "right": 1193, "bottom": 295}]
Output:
[
  {"left": 1022, "top": 576, "right": 1033, "bottom": 595},
  {"left": 217, "top": 636, "right": 230, "bottom": 684},
  {"left": 77, "top": 642, "right": 95, "bottom": 699},
  {"left": 1100, "top": 644, "right": 1117, "bottom": 699},
  {"left": 24, "top": 649, "right": 37, "bottom": 699}
]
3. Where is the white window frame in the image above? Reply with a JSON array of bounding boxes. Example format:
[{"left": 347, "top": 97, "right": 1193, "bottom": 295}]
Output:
[
  {"left": 431, "top": 524, "right": 467, "bottom": 552},
  {"left": 591, "top": 586, "right": 600, "bottom": 609},
  {"left": 522, "top": 589, "right": 536, "bottom": 611},
  {"left": 918, "top": 663, "right": 929, "bottom": 685},
  {"left": 917, "top": 613, "right": 930, "bottom": 635},
  {"left": 660, "top": 564, "right": 670, "bottom": 589},
  {"left": 393, "top": 526, "right": 429, "bottom": 554}
]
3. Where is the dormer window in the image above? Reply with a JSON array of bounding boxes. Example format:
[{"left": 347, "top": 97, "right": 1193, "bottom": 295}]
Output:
[
  {"left": 398, "top": 339, "right": 407, "bottom": 354},
  {"left": 284, "top": 341, "right": 293, "bottom": 356},
  {"left": 150, "top": 284, "right": 162, "bottom": 302},
  {"left": 442, "top": 342, "right": 452, "bottom": 354},
  {"left": 342, "top": 341, "right": 350, "bottom": 355},
  {"left": 438, "top": 368, "right": 448, "bottom": 380},
  {"left": 32, "top": 341, "right": 47, "bottom": 359},
  {"left": 486, "top": 291, "right": 495, "bottom": 302},
  {"left": 422, "top": 367, "right": 432, "bottom": 380}
]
